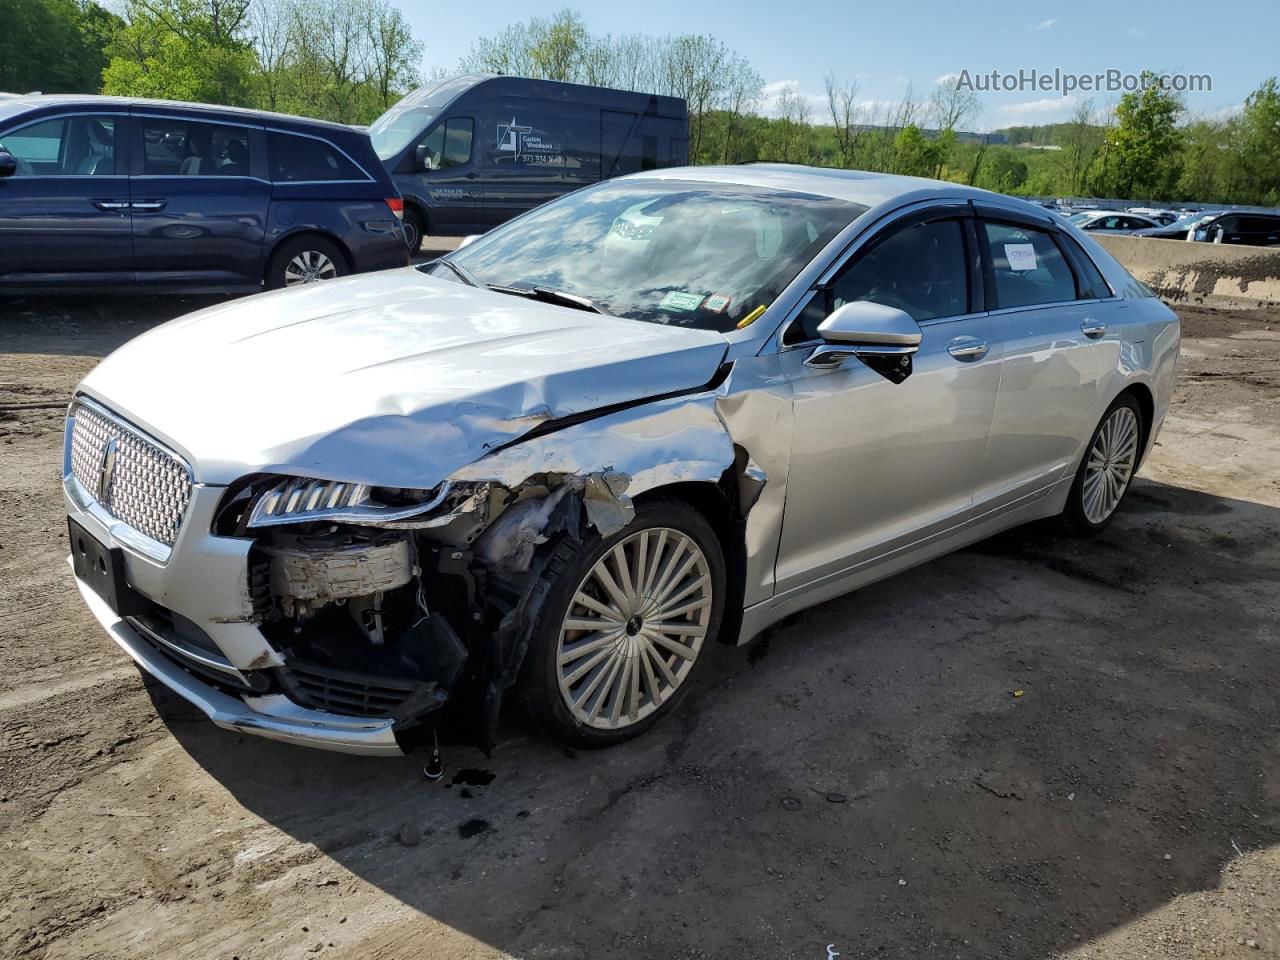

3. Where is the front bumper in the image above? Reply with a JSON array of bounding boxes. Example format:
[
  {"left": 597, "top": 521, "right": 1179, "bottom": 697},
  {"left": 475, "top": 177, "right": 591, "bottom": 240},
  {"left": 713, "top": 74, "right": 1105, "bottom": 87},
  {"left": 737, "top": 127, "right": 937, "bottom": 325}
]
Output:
[
  {"left": 64, "top": 433, "right": 407, "bottom": 756},
  {"left": 75, "top": 572, "right": 402, "bottom": 755}
]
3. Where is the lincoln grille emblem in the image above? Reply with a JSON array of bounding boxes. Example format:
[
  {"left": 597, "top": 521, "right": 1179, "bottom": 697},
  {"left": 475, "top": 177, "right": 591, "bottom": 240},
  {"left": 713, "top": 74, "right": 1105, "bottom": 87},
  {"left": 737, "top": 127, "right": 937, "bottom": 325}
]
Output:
[{"left": 97, "top": 436, "right": 118, "bottom": 503}]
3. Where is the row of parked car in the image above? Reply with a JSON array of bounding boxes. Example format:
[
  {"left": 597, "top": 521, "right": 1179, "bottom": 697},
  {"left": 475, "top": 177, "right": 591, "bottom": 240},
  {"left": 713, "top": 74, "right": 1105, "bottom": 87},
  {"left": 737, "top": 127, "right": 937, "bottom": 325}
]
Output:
[
  {"left": 1047, "top": 203, "right": 1280, "bottom": 245},
  {"left": 0, "top": 76, "right": 688, "bottom": 293}
]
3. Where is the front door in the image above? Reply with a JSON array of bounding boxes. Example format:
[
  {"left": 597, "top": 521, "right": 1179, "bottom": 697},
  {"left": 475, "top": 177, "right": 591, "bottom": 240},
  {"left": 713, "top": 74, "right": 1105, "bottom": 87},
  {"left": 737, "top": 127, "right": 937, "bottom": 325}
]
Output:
[
  {"left": 409, "top": 117, "right": 480, "bottom": 232},
  {"left": 130, "top": 114, "right": 270, "bottom": 288},
  {"left": 0, "top": 112, "right": 134, "bottom": 287},
  {"left": 774, "top": 213, "right": 1001, "bottom": 595}
]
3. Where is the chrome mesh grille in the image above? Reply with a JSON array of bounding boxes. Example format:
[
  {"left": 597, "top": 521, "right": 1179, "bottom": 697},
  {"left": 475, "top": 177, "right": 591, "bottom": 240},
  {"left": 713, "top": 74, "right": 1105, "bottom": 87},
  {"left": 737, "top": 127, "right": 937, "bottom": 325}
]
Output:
[{"left": 69, "top": 403, "right": 192, "bottom": 547}]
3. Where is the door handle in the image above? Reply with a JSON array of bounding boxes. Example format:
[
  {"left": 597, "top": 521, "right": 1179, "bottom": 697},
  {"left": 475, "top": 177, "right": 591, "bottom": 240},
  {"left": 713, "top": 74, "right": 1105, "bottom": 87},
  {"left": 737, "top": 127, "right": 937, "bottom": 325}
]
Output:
[
  {"left": 130, "top": 200, "right": 167, "bottom": 211},
  {"left": 947, "top": 337, "right": 989, "bottom": 360},
  {"left": 464, "top": 172, "right": 479, "bottom": 180},
  {"left": 93, "top": 199, "right": 130, "bottom": 211},
  {"left": 1081, "top": 319, "right": 1107, "bottom": 339}
]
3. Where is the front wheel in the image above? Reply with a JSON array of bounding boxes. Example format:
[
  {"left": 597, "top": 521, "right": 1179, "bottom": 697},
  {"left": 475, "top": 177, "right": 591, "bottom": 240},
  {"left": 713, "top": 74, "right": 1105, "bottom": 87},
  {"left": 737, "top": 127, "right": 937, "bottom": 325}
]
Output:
[
  {"left": 1060, "top": 394, "right": 1144, "bottom": 535},
  {"left": 265, "top": 236, "right": 347, "bottom": 290},
  {"left": 518, "top": 497, "right": 726, "bottom": 748}
]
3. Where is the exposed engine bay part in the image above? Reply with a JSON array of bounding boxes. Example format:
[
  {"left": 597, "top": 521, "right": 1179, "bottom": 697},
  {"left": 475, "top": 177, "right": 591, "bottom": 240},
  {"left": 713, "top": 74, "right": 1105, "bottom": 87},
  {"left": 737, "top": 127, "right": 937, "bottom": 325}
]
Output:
[{"left": 259, "top": 530, "right": 416, "bottom": 623}]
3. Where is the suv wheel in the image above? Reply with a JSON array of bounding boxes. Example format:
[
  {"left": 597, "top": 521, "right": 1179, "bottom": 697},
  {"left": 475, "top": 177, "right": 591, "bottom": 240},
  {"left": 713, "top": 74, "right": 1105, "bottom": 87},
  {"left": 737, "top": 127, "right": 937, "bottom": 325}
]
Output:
[{"left": 266, "top": 236, "right": 347, "bottom": 290}]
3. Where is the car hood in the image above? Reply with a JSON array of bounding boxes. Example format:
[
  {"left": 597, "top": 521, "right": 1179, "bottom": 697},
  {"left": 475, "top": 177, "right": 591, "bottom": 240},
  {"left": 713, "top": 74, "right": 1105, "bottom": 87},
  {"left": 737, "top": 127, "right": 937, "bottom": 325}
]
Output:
[{"left": 79, "top": 268, "right": 730, "bottom": 487}]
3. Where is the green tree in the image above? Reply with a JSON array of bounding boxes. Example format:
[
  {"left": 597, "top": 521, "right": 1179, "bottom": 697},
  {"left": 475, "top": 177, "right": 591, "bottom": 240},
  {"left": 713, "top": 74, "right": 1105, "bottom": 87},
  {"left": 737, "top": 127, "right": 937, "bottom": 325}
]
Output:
[
  {"left": 892, "top": 125, "right": 942, "bottom": 177},
  {"left": 977, "top": 147, "right": 1029, "bottom": 193},
  {"left": 1095, "top": 72, "right": 1183, "bottom": 199},
  {"left": 1227, "top": 77, "right": 1280, "bottom": 205},
  {"left": 0, "top": 0, "right": 119, "bottom": 94},
  {"left": 102, "top": 0, "right": 256, "bottom": 105}
]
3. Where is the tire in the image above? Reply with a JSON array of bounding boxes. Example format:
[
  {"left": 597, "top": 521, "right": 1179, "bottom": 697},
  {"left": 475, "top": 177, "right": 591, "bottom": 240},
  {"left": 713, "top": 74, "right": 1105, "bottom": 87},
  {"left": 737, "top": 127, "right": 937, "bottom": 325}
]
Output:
[
  {"left": 402, "top": 207, "right": 425, "bottom": 255},
  {"left": 265, "top": 236, "right": 347, "bottom": 290},
  {"left": 518, "top": 496, "right": 727, "bottom": 749},
  {"left": 1060, "top": 394, "right": 1145, "bottom": 536}
]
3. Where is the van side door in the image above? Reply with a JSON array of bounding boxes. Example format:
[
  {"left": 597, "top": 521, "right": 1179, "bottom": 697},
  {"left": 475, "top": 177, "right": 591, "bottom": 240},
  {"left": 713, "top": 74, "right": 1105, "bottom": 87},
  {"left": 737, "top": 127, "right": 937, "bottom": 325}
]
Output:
[
  {"left": 130, "top": 111, "right": 270, "bottom": 289},
  {"left": 0, "top": 110, "right": 134, "bottom": 288}
]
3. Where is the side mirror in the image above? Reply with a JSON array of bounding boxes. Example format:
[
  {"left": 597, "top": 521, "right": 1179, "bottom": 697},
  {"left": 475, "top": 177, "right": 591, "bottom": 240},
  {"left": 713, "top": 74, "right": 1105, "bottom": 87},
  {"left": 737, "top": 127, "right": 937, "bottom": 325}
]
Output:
[
  {"left": 414, "top": 143, "right": 438, "bottom": 171},
  {"left": 0, "top": 150, "right": 16, "bottom": 178},
  {"left": 805, "top": 300, "right": 922, "bottom": 383}
]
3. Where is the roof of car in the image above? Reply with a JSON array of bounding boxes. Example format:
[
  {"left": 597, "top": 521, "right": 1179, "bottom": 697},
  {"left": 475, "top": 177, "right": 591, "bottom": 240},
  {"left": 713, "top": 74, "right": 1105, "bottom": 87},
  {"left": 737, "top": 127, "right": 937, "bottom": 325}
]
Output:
[
  {"left": 0, "top": 93, "right": 359, "bottom": 135},
  {"left": 624, "top": 163, "right": 1038, "bottom": 213}
]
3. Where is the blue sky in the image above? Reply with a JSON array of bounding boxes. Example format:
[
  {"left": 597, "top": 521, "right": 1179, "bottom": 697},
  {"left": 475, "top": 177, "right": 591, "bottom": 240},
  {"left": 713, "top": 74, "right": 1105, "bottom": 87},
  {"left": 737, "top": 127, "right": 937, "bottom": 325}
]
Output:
[{"left": 390, "top": 0, "right": 1273, "bottom": 129}]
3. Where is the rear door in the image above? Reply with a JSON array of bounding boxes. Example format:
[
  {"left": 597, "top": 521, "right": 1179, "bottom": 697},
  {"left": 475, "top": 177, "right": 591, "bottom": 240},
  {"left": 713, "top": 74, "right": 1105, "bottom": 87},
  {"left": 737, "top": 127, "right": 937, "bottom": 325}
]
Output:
[
  {"left": 130, "top": 112, "right": 270, "bottom": 288},
  {"left": 0, "top": 111, "right": 134, "bottom": 287},
  {"left": 973, "top": 209, "right": 1121, "bottom": 514}
]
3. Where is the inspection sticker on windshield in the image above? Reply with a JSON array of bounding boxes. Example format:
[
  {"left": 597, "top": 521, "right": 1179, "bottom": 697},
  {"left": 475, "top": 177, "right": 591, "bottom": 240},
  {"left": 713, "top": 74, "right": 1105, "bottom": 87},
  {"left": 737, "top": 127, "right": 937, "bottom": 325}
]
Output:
[
  {"left": 660, "top": 291, "right": 705, "bottom": 311},
  {"left": 703, "top": 293, "right": 732, "bottom": 314},
  {"left": 1005, "top": 243, "right": 1038, "bottom": 271}
]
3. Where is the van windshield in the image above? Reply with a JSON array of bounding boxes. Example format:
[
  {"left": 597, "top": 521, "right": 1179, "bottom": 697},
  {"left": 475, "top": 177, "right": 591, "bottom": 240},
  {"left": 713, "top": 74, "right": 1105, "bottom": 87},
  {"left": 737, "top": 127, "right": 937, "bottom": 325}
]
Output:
[
  {"left": 427, "top": 180, "right": 865, "bottom": 333},
  {"left": 369, "top": 105, "right": 435, "bottom": 160}
]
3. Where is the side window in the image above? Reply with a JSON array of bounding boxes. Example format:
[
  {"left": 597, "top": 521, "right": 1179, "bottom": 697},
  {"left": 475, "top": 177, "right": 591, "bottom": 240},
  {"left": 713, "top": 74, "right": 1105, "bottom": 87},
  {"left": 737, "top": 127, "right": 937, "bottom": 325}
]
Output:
[
  {"left": 442, "top": 118, "right": 473, "bottom": 168},
  {"left": 784, "top": 218, "right": 968, "bottom": 344},
  {"left": 1059, "top": 234, "right": 1113, "bottom": 300},
  {"left": 270, "top": 132, "right": 365, "bottom": 182},
  {"left": 0, "top": 115, "right": 117, "bottom": 176},
  {"left": 417, "top": 118, "right": 472, "bottom": 171},
  {"left": 142, "top": 121, "right": 250, "bottom": 176},
  {"left": 831, "top": 219, "right": 969, "bottom": 323},
  {"left": 982, "top": 221, "right": 1078, "bottom": 308}
]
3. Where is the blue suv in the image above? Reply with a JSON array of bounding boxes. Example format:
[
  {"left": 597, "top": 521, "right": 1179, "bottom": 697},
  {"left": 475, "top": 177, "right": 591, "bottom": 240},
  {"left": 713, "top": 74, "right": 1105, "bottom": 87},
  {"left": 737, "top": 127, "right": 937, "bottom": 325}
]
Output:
[{"left": 0, "top": 95, "right": 410, "bottom": 293}]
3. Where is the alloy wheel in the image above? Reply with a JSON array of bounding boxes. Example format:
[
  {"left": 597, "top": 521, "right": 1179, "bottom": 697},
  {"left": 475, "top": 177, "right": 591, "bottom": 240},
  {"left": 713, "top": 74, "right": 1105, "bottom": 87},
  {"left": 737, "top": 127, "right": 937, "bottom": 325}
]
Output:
[
  {"left": 556, "top": 527, "right": 713, "bottom": 730},
  {"left": 1082, "top": 406, "right": 1139, "bottom": 524},
  {"left": 284, "top": 250, "right": 338, "bottom": 285}
]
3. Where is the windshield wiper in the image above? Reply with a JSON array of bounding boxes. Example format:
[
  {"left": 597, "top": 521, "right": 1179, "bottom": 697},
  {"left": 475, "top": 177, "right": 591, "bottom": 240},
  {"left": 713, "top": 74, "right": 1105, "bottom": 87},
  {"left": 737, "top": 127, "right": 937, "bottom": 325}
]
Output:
[
  {"left": 485, "top": 284, "right": 612, "bottom": 316},
  {"left": 434, "top": 257, "right": 479, "bottom": 287}
]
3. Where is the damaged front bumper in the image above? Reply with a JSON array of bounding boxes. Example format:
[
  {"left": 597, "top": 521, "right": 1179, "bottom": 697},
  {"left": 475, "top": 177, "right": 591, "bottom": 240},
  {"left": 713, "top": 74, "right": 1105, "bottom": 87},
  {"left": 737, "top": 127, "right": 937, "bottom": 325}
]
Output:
[{"left": 74, "top": 572, "right": 403, "bottom": 755}]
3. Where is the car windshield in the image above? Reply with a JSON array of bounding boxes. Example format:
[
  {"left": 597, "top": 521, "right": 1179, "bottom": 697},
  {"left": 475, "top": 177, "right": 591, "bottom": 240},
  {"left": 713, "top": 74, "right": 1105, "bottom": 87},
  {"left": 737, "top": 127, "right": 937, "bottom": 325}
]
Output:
[
  {"left": 1067, "top": 212, "right": 1095, "bottom": 225},
  {"left": 426, "top": 180, "right": 866, "bottom": 333},
  {"left": 368, "top": 105, "right": 434, "bottom": 160}
]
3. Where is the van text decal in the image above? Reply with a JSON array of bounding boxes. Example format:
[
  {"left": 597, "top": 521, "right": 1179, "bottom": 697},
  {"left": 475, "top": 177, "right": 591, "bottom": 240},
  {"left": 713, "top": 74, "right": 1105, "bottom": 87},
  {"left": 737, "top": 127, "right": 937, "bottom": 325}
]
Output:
[{"left": 496, "top": 116, "right": 565, "bottom": 167}]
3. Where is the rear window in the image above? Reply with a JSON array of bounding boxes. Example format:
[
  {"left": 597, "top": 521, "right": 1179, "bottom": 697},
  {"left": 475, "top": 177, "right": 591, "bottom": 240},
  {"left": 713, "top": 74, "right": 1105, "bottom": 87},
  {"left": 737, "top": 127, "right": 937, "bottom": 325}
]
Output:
[
  {"left": 142, "top": 120, "right": 250, "bottom": 177},
  {"left": 1059, "top": 234, "right": 1113, "bottom": 300},
  {"left": 982, "top": 221, "right": 1077, "bottom": 309},
  {"left": 269, "top": 133, "right": 367, "bottom": 183}
]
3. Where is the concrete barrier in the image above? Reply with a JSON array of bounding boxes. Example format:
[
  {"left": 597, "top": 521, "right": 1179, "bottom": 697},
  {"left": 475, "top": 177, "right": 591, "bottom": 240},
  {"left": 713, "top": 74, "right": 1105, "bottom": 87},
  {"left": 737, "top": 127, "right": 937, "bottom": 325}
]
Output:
[{"left": 1095, "top": 235, "right": 1280, "bottom": 309}]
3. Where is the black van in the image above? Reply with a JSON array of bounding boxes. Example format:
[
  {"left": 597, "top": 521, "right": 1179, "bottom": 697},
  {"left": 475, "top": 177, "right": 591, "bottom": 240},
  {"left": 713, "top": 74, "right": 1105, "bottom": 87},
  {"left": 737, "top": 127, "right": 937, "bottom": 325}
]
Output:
[{"left": 369, "top": 74, "right": 688, "bottom": 251}]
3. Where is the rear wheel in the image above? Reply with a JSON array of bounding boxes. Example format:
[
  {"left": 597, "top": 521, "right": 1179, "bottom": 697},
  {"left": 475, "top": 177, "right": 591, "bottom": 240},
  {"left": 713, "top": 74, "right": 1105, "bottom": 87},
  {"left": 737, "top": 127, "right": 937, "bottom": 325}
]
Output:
[
  {"left": 518, "top": 497, "right": 726, "bottom": 748},
  {"left": 402, "top": 207, "right": 425, "bottom": 255},
  {"left": 1060, "top": 394, "right": 1144, "bottom": 535},
  {"left": 266, "top": 236, "right": 347, "bottom": 290}
]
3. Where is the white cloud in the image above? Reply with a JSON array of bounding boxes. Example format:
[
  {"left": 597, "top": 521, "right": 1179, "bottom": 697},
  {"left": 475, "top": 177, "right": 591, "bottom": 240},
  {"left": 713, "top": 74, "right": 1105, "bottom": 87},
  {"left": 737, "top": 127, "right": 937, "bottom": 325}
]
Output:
[
  {"left": 934, "top": 72, "right": 961, "bottom": 86},
  {"left": 1207, "top": 102, "right": 1243, "bottom": 121},
  {"left": 1031, "top": 17, "right": 1058, "bottom": 31},
  {"left": 999, "top": 95, "right": 1078, "bottom": 116},
  {"left": 760, "top": 79, "right": 827, "bottom": 117}
]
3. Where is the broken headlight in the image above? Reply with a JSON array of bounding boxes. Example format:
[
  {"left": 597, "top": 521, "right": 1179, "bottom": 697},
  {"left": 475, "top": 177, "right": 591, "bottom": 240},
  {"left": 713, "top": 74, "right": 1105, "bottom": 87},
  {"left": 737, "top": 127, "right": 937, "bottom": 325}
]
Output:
[{"left": 246, "top": 476, "right": 452, "bottom": 529}]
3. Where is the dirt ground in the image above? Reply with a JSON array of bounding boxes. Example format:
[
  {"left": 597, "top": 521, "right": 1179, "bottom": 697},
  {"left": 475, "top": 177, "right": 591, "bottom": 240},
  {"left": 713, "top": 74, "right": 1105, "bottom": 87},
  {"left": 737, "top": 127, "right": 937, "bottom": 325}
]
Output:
[{"left": 1, "top": 275, "right": 1278, "bottom": 959}]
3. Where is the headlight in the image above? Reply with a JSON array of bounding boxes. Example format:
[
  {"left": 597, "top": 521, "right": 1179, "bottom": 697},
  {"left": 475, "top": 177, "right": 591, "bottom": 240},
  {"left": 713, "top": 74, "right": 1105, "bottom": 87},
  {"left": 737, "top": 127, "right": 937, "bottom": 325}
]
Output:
[{"left": 246, "top": 476, "right": 452, "bottom": 528}]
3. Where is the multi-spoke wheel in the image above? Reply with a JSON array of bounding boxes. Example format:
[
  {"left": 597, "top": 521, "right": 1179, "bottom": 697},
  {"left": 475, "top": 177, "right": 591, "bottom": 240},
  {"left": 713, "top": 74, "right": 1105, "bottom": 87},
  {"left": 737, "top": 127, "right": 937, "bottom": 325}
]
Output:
[
  {"left": 1062, "top": 394, "right": 1145, "bottom": 535},
  {"left": 265, "top": 236, "right": 348, "bottom": 290},
  {"left": 520, "top": 497, "right": 726, "bottom": 747}
]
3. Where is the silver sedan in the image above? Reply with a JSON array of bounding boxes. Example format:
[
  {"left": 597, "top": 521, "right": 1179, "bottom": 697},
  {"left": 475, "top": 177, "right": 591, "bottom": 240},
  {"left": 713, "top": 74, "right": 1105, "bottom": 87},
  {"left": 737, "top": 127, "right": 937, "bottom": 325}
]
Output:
[{"left": 63, "top": 165, "right": 1179, "bottom": 754}]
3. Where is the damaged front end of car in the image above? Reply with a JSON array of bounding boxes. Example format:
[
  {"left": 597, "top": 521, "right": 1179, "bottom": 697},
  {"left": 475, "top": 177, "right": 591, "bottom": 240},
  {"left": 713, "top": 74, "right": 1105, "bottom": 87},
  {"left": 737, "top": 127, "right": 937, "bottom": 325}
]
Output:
[{"left": 205, "top": 370, "right": 775, "bottom": 754}]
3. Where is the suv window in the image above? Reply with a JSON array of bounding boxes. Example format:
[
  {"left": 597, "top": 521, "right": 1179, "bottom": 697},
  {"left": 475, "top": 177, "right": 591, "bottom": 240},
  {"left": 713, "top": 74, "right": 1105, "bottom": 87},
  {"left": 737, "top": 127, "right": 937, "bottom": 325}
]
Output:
[
  {"left": 982, "top": 221, "right": 1077, "bottom": 308},
  {"left": 142, "top": 120, "right": 250, "bottom": 176},
  {"left": 785, "top": 218, "right": 968, "bottom": 344},
  {"left": 270, "top": 132, "right": 365, "bottom": 182},
  {"left": 0, "top": 115, "right": 117, "bottom": 176},
  {"left": 418, "top": 118, "right": 473, "bottom": 170}
]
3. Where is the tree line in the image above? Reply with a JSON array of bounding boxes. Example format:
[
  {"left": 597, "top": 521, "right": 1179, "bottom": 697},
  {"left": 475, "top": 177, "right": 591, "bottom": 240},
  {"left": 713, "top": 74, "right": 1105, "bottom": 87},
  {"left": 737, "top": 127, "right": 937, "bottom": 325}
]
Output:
[{"left": 3, "top": 1, "right": 1277, "bottom": 206}]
